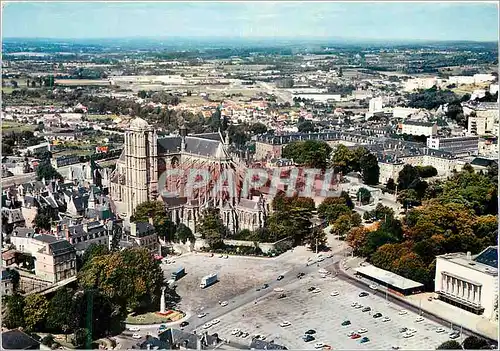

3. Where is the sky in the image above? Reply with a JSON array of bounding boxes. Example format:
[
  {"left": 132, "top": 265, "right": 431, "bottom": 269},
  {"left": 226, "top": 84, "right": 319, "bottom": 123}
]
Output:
[{"left": 2, "top": 1, "right": 499, "bottom": 42}]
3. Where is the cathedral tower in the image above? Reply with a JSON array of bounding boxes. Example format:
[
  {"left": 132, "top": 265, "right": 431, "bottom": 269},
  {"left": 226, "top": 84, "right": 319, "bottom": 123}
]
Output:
[{"left": 124, "top": 117, "right": 158, "bottom": 217}]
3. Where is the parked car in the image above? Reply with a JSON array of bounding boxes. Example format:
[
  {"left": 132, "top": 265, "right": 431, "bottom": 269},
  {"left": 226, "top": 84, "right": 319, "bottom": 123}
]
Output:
[
  {"left": 398, "top": 310, "right": 408, "bottom": 315},
  {"left": 297, "top": 272, "right": 305, "bottom": 279},
  {"left": 180, "top": 322, "right": 189, "bottom": 328},
  {"left": 305, "top": 329, "right": 316, "bottom": 335},
  {"left": 277, "top": 275, "right": 284, "bottom": 281},
  {"left": 449, "top": 332, "right": 460, "bottom": 339},
  {"left": 220, "top": 301, "right": 228, "bottom": 307},
  {"left": 399, "top": 327, "right": 408, "bottom": 333},
  {"left": 373, "top": 313, "right": 382, "bottom": 318},
  {"left": 308, "top": 287, "right": 316, "bottom": 292},
  {"left": 382, "top": 316, "right": 391, "bottom": 322},
  {"left": 262, "top": 284, "right": 269, "bottom": 289},
  {"left": 129, "top": 327, "right": 140, "bottom": 332},
  {"left": 436, "top": 327, "right": 446, "bottom": 334},
  {"left": 350, "top": 333, "right": 361, "bottom": 339},
  {"left": 369, "top": 285, "right": 378, "bottom": 290},
  {"left": 303, "top": 335, "right": 315, "bottom": 342},
  {"left": 359, "top": 292, "right": 369, "bottom": 297},
  {"left": 278, "top": 293, "right": 287, "bottom": 299},
  {"left": 197, "top": 312, "right": 207, "bottom": 318},
  {"left": 132, "top": 333, "right": 141, "bottom": 339},
  {"left": 358, "top": 328, "right": 368, "bottom": 334},
  {"left": 362, "top": 307, "right": 371, "bottom": 312},
  {"left": 330, "top": 291, "right": 339, "bottom": 297},
  {"left": 360, "top": 337, "right": 370, "bottom": 344},
  {"left": 341, "top": 320, "right": 351, "bottom": 326},
  {"left": 279, "top": 321, "right": 291, "bottom": 327},
  {"left": 415, "top": 317, "right": 424, "bottom": 323},
  {"left": 314, "top": 342, "right": 324, "bottom": 349}
]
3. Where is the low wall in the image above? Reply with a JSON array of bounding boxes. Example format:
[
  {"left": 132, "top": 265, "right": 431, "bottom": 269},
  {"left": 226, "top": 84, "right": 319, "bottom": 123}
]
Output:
[{"left": 168, "top": 237, "right": 293, "bottom": 254}]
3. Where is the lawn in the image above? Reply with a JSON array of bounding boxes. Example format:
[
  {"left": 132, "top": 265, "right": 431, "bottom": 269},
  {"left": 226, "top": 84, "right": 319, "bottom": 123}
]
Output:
[
  {"left": 2, "top": 121, "right": 36, "bottom": 133},
  {"left": 125, "top": 311, "right": 185, "bottom": 325}
]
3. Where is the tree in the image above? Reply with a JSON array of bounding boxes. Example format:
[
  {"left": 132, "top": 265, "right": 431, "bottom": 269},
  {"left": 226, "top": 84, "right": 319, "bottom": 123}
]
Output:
[
  {"left": 78, "top": 248, "right": 165, "bottom": 312},
  {"left": 36, "top": 159, "right": 63, "bottom": 182},
  {"left": 392, "top": 252, "right": 431, "bottom": 285},
  {"left": 23, "top": 293, "right": 49, "bottom": 331},
  {"left": 397, "top": 164, "right": 420, "bottom": 190},
  {"left": 73, "top": 328, "right": 89, "bottom": 348},
  {"left": 81, "top": 244, "right": 109, "bottom": 268},
  {"left": 357, "top": 188, "right": 371, "bottom": 205},
  {"left": 250, "top": 123, "right": 267, "bottom": 135},
  {"left": 370, "top": 243, "right": 410, "bottom": 271},
  {"left": 359, "top": 152, "right": 379, "bottom": 185},
  {"left": 330, "top": 214, "right": 356, "bottom": 239},
  {"left": 282, "top": 140, "right": 332, "bottom": 169},
  {"left": 331, "top": 144, "right": 354, "bottom": 174},
  {"left": 175, "top": 223, "right": 195, "bottom": 244},
  {"left": 197, "top": 207, "right": 227, "bottom": 249},
  {"left": 33, "top": 206, "right": 59, "bottom": 231},
  {"left": 462, "top": 336, "right": 489, "bottom": 350},
  {"left": 416, "top": 166, "right": 438, "bottom": 178},
  {"left": 132, "top": 200, "right": 176, "bottom": 241},
  {"left": 297, "top": 120, "right": 316, "bottom": 133},
  {"left": 436, "top": 340, "right": 462, "bottom": 349},
  {"left": 304, "top": 226, "right": 327, "bottom": 251},
  {"left": 2, "top": 294, "right": 25, "bottom": 329},
  {"left": 386, "top": 178, "right": 396, "bottom": 191},
  {"left": 45, "top": 288, "right": 79, "bottom": 335},
  {"left": 346, "top": 227, "right": 369, "bottom": 255},
  {"left": 317, "top": 195, "right": 353, "bottom": 222}
]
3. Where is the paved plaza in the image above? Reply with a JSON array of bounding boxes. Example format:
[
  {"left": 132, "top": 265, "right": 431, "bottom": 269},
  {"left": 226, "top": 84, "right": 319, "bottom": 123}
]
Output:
[{"left": 200, "top": 273, "right": 455, "bottom": 350}]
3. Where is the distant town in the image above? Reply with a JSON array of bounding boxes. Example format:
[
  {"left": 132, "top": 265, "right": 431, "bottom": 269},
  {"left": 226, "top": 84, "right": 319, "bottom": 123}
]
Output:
[{"left": 1, "top": 22, "right": 499, "bottom": 351}]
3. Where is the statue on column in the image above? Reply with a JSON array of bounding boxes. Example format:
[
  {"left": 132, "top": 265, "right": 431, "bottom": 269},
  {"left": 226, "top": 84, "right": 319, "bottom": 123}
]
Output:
[{"left": 160, "top": 286, "right": 166, "bottom": 314}]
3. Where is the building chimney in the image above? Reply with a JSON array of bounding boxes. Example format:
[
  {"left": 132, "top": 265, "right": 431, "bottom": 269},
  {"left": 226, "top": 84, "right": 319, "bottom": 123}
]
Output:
[
  {"left": 467, "top": 251, "right": 472, "bottom": 260},
  {"left": 63, "top": 224, "right": 70, "bottom": 241}
]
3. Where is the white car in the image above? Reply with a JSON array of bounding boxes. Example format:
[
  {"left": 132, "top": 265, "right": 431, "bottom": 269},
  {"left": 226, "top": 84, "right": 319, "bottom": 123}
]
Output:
[
  {"left": 398, "top": 310, "right": 408, "bottom": 315},
  {"left": 354, "top": 304, "right": 362, "bottom": 309},
  {"left": 358, "top": 328, "right": 368, "bottom": 334},
  {"left": 129, "top": 327, "right": 140, "bottom": 332},
  {"left": 317, "top": 256, "right": 325, "bottom": 262},
  {"left": 220, "top": 301, "right": 228, "bottom": 307},
  {"left": 407, "top": 328, "right": 417, "bottom": 334},
  {"left": 403, "top": 332, "right": 414, "bottom": 338},
  {"left": 369, "top": 284, "right": 378, "bottom": 290},
  {"left": 314, "top": 342, "right": 325, "bottom": 349},
  {"left": 320, "top": 274, "right": 327, "bottom": 279},
  {"left": 415, "top": 316, "right": 424, "bottom": 322},
  {"left": 219, "top": 254, "right": 224, "bottom": 258},
  {"left": 347, "top": 331, "right": 356, "bottom": 337},
  {"left": 382, "top": 316, "right": 391, "bottom": 322},
  {"left": 274, "top": 288, "right": 284, "bottom": 292},
  {"left": 318, "top": 269, "right": 328, "bottom": 274},
  {"left": 132, "top": 333, "right": 142, "bottom": 339},
  {"left": 197, "top": 312, "right": 207, "bottom": 318},
  {"left": 312, "top": 288, "right": 322, "bottom": 293},
  {"left": 330, "top": 291, "right": 339, "bottom": 297},
  {"left": 279, "top": 321, "right": 291, "bottom": 327},
  {"left": 351, "top": 302, "right": 358, "bottom": 307},
  {"left": 231, "top": 328, "right": 241, "bottom": 335},
  {"left": 436, "top": 327, "right": 446, "bottom": 333},
  {"left": 202, "top": 323, "right": 211, "bottom": 329},
  {"left": 212, "top": 319, "right": 220, "bottom": 325}
]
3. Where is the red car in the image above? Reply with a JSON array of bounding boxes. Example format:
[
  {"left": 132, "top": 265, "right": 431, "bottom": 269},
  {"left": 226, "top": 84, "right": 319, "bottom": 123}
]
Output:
[{"left": 351, "top": 334, "right": 361, "bottom": 340}]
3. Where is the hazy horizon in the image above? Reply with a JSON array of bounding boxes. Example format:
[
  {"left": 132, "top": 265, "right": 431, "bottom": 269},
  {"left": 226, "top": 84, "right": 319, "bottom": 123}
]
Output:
[{"left": 3, "top": 2, "right": 499, "bottom": 42}]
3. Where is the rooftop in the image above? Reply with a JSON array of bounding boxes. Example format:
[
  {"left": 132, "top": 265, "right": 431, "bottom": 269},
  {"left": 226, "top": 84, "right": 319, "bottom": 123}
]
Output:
[
  {"left": 355, "top": 264, "right": 425, "bottom": 290},
  {"left": 437, "top": 247, "right": 498, "bottom": 276},
  {"left": 2, "top": 329, "right": 41, "bottom": 350}
]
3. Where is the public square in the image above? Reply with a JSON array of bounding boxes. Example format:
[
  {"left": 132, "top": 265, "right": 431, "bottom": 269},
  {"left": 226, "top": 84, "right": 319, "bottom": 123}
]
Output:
[{"left": 197, "top": 272, "right": 455, "bottom": 350}]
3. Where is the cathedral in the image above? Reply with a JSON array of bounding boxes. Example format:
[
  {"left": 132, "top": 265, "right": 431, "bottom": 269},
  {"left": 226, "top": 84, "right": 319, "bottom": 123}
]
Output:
[{"left": 109, "top": 117, "right": 268, "bottom": 235}]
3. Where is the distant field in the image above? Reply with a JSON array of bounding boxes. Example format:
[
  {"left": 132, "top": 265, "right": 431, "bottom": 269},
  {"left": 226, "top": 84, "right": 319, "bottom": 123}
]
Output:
[
  {"left": 55, "top": 79, "right": 110, "bottom": 86},
  {"left": 2, "top": 121, "right": 36, "bottom": 133}
]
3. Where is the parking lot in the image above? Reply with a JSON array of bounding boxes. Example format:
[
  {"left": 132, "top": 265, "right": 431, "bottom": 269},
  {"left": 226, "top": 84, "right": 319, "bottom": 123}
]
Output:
[
  {"left": 163, "top": 253, "right": 304, "bottom": 314},
  {"left": 200, "top": 272, "right": 455, "bottom": 350}
]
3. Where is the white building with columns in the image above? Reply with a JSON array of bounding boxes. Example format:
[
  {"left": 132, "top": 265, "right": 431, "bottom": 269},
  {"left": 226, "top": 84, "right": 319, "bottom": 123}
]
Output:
[{"left": 434, "top": 246, "right": 498, "bottom": 321}]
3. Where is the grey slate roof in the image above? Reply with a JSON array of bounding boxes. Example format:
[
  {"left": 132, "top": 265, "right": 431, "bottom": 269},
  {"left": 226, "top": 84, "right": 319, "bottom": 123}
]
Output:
[
  {"left": 48, "top": 240, "right": 76, "bottom": 255},
  {"left": 2, "top": 329, "right": 41, "bottom": 350},
  {"left": 157, "top": 134, "right": 225, "bottom": 158}
]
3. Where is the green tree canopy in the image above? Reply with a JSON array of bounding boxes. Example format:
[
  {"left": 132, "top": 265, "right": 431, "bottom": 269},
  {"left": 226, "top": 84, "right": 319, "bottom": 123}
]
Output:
[
  {"left": 2, "top": 294, "right": 25, "bottom": 329},
  {"left": 197, "top": 207, "right": 228, "bottom": 248},
  {"left": 436, "top": 340, "right": 462, "bottom": 350},
  {"left": 23, "top": 293, "right": 49, "bottom": 331},
  {"left": 359, "top": 152, "right": 380, "bottom": 185},
  {"left": 36, "top": 159, "right": 63, "bottom": 182},
  {"left": 131, "top": 200, "right": 176, "bottom": 241},
  {"left": 462, "top": 336, "right": 490, "bottom": 350},
  {"left": 282, "top": 140, "right": 332, "bottom": 169},
  {"left": 357, "top": 188, "right": 371, "bottom": 205},
  {"left": 78, "top": 248, "right": 165, "bottom": 312}
]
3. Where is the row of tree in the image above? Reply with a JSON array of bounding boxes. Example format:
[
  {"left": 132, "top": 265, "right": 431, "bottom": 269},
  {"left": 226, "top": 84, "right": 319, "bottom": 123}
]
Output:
[{"left": 347, "top": 164, "right": 498, "bottom": 288}]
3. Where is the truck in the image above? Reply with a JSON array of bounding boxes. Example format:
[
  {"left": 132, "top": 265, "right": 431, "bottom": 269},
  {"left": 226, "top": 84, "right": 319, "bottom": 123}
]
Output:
[
  {"left": 200, "top": 273, "right": 218, "bottom": 289},
  {"left": 171, "top": 267, "right": 185, "bottom": 281}
]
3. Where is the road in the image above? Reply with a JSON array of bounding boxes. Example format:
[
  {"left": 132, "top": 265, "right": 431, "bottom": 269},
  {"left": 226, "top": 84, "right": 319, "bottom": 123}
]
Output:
[
  {"left": 2, "top": 157, "right": 118, "bottom": 188},
  {"left": 257, "top": 81, "right": 293, "bottom": 104}
]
